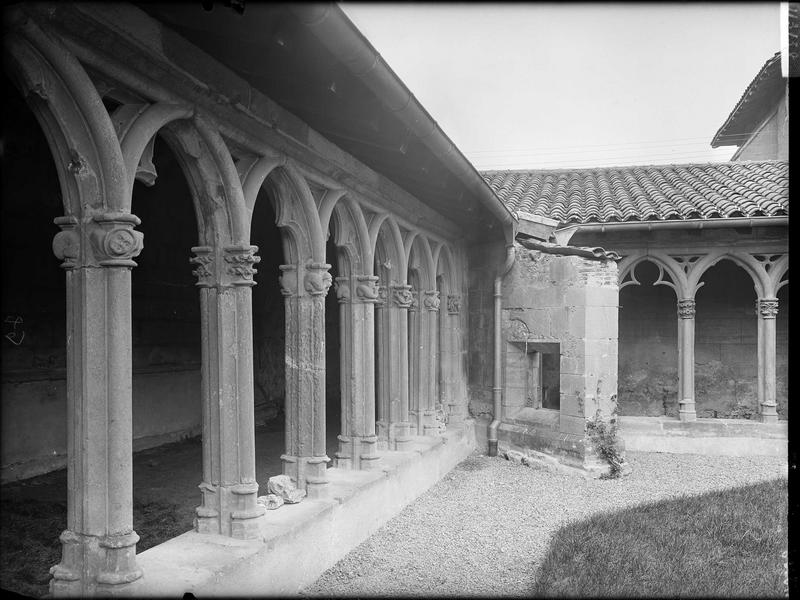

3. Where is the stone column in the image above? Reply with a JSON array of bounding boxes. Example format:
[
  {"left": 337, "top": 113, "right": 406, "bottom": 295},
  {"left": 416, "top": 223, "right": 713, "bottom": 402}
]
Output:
[
  {"left": 279, "top": 262, "right": 332, "bottom": 497},
  {"left": 333, "top": 275, "right": 381, "bottom": 470},
  {"left": 374, "top": 285, "right": 389, "bottom": 448},
  {"left": 49, "top": 213, "right": 144, "bottom": 596},
  {"left": 757, "top": 298, "right": 779, "bottom": 423},
  {"left": 407, "top": 288, "right": 421, "bottom": 434},
  {"left": 420, "top": 290, "right": 441, "bottom": 435},
  {"left": 191, "top": 245, "right": 264, "bottom": 539},
  {"left": 677, "top": 298, "right": 696, "bottom": 421},
  {"left": 387, "top": 284, "right": 414, "bottom": 449},
  {"left": 444, "top": 294, "right": 466, "bottom": 424}
]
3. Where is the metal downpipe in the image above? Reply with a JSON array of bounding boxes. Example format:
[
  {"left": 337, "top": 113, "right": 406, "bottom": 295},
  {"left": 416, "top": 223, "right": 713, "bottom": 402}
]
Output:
[{"left": 488, "top": 244, "right": 516, "bottom": 457}]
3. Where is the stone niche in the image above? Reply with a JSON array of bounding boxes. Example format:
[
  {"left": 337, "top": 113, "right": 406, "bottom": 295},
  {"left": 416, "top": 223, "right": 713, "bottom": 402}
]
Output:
[{"left": 500, "top": 244, "right": 621, "bottom": 473}]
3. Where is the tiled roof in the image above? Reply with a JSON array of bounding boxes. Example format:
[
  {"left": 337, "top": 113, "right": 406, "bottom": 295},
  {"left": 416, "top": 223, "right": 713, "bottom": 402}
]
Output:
[
  {"left": 481, "top": 161, "right": 788, "bottom": 225},
  {"left": 711, "top": 52, "right": 785, "bottom": 148}
]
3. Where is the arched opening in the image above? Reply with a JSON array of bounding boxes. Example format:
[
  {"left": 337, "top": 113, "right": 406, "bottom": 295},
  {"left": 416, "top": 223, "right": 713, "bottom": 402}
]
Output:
[
  {"left": 694, "top": 259, "right": 758, "bottom": 419},
  {"left": 0, "top": 73, "right": 69, "bottom": 598},
  {"left": 617, "top": 260, "right": 679, "bottom": 417},
  {"left": 250, "top": 185, "right": 288, "bottom": 481},
  {"left": 129, "top": 133, "right": 203, "bottom": 545}
]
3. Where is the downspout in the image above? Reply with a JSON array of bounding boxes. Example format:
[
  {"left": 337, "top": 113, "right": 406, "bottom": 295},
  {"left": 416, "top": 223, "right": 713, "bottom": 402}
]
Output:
[{"left": 488, "top": 243, "right": 516, "bottom": 457}]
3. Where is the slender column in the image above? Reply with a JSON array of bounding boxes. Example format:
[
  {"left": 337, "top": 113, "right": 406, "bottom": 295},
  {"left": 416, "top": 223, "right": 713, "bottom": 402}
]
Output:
[
  {"left": 191, "top": 245, "right": 264, "bottom": 539},
  {"left": 421, "top": 290, "right": 441, "bottom": 435},
  {"left": 407, "top": 288, "right": 421, "bottom": 434},
  {"left": 279, "top": 262, "right": 332, "bottom": 497},
  {"left": 757, "top": 298, "right": 779, "bottom": 422},
  {"left": 677, "top": 298, "right": 696, "bottom": 421},
  {"left": 333, "top": 275, "right": 381, "bottom": 469},
  {"left": 374, "top": 285, "right": 389, "bottom": 448},
  {"left": 50, "top": 214, "right": 144, "bottom": 596},
  {"left": 444, "top": 294, "right": 466, "bottom": 424},
  {"left": 388, "top": 284, "right": 414, "bottom": 449}
]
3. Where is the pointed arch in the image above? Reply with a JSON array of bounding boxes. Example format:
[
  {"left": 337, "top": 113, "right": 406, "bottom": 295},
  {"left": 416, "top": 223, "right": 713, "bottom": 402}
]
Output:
[
  {"left": 4, "top": 22, "right": 127, "bottom": 216},
  {"left": 689, "top": 250, "right": 768, "bottom": 299}
]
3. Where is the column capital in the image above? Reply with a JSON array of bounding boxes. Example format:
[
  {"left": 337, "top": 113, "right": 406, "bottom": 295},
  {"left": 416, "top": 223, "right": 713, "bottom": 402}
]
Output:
[
  {"left": 303, "top": 262, "right": 332, "bottom": 297},
  {"left": 375, "top": 284, "right": 388, "bottom": 307},
  {"left": 422, "top": 290, "right": 440, "bottom": 312},
  {"left": 190, "top": 245, "right": 260, "bottom": 288},
  {"left": 53, "top": 213, "right": 144, "bottom": 269},
  {"left": 757, "top": 298, "right": 779, "bottom": 319},
  {"left": 279, "top": 262, "right": 332, "bottom": 297},
  {"left": 446, "top": 294, "right": 462, "bottom": 315},
  {"left": 354, "top": 275, "right": 380, "bottom": 303},
  {"left": 677, "top": 298, "right": 696, "bottom": 319},
  {"left": 390, "top": 283, "right": 414, "bottom": 309}
]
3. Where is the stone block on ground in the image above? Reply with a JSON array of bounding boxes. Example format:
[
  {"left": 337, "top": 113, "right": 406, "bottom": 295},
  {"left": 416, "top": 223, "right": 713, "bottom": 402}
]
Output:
[
  {"left": 267, "top": 474, "right": 307, "bottom": 504},
  {"left": 257, "top": 494, "right": 284, "bottom": 510}
]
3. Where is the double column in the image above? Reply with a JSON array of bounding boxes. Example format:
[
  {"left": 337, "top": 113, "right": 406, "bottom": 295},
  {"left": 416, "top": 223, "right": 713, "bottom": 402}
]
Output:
[
  {"left": 756, "top": 298, "right": 779, "bottom": 422},
  {"left": 333, "top": 275, "right": 381, "bottom": 469},
  {"left": 375, "top": 284, "right": 414, "bottom": 450},
  {"left": 676, "top": 298, "right": 696, "bottom": 421},
  {"left": 419, "top": 290, "right": 441, "bottom": 435},
  {"left": 442, "top": 294, "right": 466, "bottom": 425},
  {"left": 279, "top": 262, "right": 332, "bottom": 497},
  {"left": 191, "top": 244, "right": 264, "bottom": 539},
  {"left": 50, "top": 213, "right": 144, "bottom": 596}
]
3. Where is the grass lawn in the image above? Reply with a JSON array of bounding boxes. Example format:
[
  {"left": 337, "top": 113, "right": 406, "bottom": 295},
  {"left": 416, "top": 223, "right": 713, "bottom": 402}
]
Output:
[{"left": 532, "top": 477, "right": 788, "bottom": 598}]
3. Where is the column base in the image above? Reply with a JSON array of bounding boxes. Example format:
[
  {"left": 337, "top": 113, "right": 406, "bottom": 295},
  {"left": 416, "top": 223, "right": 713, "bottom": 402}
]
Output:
[
  {"left": 678, "top": 400, "right": 696, "bottom": 422},
  {"left": 283, "top": 454, "right": 330, "bottom": 498},
  {"left": 194, "top": 481, "right": 264, "bottom": 538},
  {"left": 760, "top": 403, "right": 779, "bottom": 423},
  {"left": 50, "top": 529, "right": 142, "bottom": 596},
  {"left": 422, "top": 409, "right": 439, "bottom": 436},
  {"left": 388, "top": 421, "right": 414, "bottom": 451}
]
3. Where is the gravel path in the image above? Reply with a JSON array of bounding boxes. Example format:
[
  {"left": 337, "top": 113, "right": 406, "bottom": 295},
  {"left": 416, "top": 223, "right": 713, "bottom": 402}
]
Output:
[{"left": 301, "top": 451, "right": 788, "bottom": 597}]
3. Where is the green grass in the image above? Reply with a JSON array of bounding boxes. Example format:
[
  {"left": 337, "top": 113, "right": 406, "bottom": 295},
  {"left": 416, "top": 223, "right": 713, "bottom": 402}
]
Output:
[
  {"left": 0, "top": 497, "right": 190, "bottom": 598},
  {"left": 532, "top": 478, "right": 788, "bottom": 598}
]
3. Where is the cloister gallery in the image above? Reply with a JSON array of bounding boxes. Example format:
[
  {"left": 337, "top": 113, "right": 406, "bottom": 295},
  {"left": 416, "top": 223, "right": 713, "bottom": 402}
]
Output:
[{"left": 0, "top": 2, "right": 788, "bottom": 597}]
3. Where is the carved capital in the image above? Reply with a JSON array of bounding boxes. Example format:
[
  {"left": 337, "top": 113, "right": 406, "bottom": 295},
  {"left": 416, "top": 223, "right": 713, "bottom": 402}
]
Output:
[
  {"left": 279, "top": 265, "right": 298, "bottom": 297},
  {"left": 408, "top": 289, "right": 419, "bottom": 312},
  {"left": 355, "top": 275, "right": 380, "bottom": 303},
  {"left": 375, "top": 284, "right": 388, "bottom": 307},
  {"left": 677, "top": 298, "right": 695, "bottom": 319},
  {"left": 53, "top": 213, "right": 143, "bottom": 269},
  {"left": 447, "top": 294, "right": 462, "bottom": 315},
  {"left": 52, "top": 216, "right": 81, "bottom": 270},
  {"left": 334, "top": 276, "right": 351, "bottom": 304},
  {"left": 190, "top": 246, "right": 215, "bottom": 287},
  {"left": 303, "top": 262, "right": 332, "bottom": 297},
  {"left": 223, "top": 245, "right": 260, "bottom": 287},
  {"left": 757, "top": 298, "right": 779, "bottom": 319},
  {"left": 423, "top": 290, "right": 440, "bottom": 311},
  {"left": 390, "top": 284, "right": 414, "bottom": 309}
]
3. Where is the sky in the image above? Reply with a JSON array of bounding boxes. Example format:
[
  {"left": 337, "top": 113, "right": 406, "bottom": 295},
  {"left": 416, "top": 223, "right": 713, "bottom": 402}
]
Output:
[{"left": 340, "top": 3, "right": 782, "bottom": 171}]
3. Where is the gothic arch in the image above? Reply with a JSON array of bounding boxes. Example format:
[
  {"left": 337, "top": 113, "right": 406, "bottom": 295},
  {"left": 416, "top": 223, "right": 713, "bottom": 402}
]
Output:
[
  {"left": 618, "top": 254, "right": 686, "bottom": 298},
  {"left": 689, "top": 250, "right": 768, "bottom": 299},
  {"left": 4, "top": 20, "right": 127, "bottom": 216},
  {"left": 370, "top": 214, "right": 407, "bottom": 283}
]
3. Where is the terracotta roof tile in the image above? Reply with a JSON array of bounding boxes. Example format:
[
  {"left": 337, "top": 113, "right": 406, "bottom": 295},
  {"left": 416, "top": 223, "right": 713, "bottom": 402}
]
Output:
[{"left": 481, "top": 161, "right": 788, "bottom": 225}]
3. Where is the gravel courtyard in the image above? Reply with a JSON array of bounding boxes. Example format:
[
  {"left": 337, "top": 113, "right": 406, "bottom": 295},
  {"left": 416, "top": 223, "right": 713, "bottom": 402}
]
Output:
[{"left": 301, "top": 451, "right": 788, "bottom": 597}]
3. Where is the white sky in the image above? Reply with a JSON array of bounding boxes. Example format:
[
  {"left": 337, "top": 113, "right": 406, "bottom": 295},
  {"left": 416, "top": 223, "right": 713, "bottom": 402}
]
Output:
[{"left": 340, "top": 3, "right": 781, "bottom": 171}]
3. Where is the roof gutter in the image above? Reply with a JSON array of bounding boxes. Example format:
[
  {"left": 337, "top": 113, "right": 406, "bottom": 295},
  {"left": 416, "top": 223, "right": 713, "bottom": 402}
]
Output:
[
  {"left": 288, "top": 3, "right": 517, "bottom": 244},
  {"left": 553, "top": 216, "right": 789, "bottom": 245}
]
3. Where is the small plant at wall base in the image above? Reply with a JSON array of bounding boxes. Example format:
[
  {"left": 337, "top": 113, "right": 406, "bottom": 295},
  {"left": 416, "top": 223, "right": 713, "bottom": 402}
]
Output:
[{"left": 586, "top": 409, "right": 624, "bottom": 479}]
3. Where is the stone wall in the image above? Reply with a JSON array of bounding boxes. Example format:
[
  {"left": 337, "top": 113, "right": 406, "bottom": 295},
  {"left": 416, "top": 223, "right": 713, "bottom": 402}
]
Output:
[
  {"left": 503, "top": 248, "right": 619, "bottom": 433},
  {"left": 466, "top": 241, "right": 505, "bottom": 419}
]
